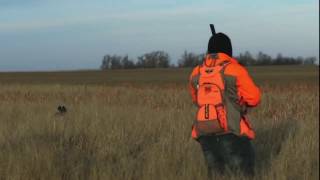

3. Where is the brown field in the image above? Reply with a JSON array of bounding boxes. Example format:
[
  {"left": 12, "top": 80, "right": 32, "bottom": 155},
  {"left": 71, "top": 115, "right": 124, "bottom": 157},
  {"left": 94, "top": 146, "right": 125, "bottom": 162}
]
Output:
[{"left": 0, "top": 65, "right": 318, "bottom": 180}]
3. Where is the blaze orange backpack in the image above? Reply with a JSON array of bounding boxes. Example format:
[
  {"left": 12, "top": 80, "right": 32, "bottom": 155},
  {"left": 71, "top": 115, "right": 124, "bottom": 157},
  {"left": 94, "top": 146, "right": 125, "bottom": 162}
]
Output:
[{"left": 194, "top": 61, "right": 230, "bottom": 136}]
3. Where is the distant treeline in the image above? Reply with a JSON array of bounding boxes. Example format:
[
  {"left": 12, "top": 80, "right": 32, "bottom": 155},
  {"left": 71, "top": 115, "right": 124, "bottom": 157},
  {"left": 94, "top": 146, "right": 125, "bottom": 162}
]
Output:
[
  {"left": 100, "top": 50, "right": 317, "bottom": 70},
  {"left": 236, "top": 51, "right": 317, "bottom": 66}
]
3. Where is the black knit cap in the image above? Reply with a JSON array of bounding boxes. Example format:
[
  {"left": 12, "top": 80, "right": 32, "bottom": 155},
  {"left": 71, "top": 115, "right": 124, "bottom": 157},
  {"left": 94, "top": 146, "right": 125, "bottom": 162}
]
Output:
[{"left": 207, "top": 32, "right": 233, "bottom": 57}]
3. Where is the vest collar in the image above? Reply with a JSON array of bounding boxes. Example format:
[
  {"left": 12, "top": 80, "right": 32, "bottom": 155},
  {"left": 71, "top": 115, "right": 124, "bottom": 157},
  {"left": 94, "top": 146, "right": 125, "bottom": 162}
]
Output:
[{"left": 203, "top": 53, "right": 236, "bottom": 66}]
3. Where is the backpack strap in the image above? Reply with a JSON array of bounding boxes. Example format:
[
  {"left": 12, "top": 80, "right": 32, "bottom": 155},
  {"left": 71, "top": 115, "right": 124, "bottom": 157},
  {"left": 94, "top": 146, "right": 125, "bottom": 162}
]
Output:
[
  {"left": 198, "top": 64, "right": 202, "bottom": 74},
  {"left": 219, "top": 59, "right": 246, "bottom": 118},
  {"left": 219, "top": 60, "right": 231, "bottom": 74},
  {"left": 219, "top": 60, "right": 231, "bottom": 93},
  {"left": 190, "top": 65, "right": 202, "bottom": 90}
]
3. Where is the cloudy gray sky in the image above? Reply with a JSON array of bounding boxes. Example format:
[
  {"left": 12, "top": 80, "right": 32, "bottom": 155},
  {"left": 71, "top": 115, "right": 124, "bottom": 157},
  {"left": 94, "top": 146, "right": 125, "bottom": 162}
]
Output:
[{"left": 0, "top": 0, "right": 318, "bottom": 71}]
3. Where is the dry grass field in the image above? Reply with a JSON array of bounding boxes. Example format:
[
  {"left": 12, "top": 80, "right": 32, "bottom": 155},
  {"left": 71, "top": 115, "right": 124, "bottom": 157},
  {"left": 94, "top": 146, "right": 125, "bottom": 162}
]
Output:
[{"left": 0, "top": 65, "right": 318, "bottom": 180}]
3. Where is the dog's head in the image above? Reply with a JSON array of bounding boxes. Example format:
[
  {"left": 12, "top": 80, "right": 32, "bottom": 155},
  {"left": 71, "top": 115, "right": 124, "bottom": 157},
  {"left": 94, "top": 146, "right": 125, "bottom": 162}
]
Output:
[{"left": 57, "top": 105, "right": 67, "bottom": 114}]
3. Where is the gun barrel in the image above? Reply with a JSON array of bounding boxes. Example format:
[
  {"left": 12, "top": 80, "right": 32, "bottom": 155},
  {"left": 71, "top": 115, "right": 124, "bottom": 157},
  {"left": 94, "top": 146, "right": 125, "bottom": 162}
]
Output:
[{"left": 210, "top": 24, "right": 216, "bottom": 35}]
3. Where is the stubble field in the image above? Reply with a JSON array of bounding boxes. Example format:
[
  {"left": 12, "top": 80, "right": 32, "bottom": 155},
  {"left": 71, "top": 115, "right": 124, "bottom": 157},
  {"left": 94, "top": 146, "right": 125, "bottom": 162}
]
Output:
[{"left": 0, "top": 66, "right": 318, "bottom": 180}]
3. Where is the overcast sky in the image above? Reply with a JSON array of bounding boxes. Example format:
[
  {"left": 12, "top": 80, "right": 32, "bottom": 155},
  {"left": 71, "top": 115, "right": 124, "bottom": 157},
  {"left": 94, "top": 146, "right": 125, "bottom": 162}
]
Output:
[{"left": 0, "top": 0, "right": 318, "bottom": 71}]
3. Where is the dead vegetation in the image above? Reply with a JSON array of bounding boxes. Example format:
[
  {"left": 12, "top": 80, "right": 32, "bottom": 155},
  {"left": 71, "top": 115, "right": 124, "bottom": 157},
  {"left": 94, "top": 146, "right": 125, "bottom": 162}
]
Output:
[{"left": 0, "top": 66, "right": 318, "bottom": 180}]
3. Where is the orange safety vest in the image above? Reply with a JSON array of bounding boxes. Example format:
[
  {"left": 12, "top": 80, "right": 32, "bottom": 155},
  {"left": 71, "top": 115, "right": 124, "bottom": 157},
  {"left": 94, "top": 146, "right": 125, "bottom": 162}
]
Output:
[{"left": 189, "top": 53, "right": 261, "bottom": 140}]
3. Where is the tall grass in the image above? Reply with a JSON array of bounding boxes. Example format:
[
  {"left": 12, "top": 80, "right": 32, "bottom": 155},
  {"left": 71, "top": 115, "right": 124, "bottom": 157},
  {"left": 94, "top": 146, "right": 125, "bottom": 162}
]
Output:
[{"left": 0, "top": 66, "right": 318, "bottom": 180}]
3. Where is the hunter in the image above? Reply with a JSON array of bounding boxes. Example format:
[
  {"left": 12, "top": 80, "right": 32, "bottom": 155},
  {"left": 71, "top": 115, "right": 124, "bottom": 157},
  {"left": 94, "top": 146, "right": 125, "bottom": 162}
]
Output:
[{"left": 189, "top": 25, "right": 261, "bottom": 177}]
